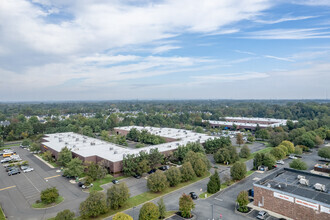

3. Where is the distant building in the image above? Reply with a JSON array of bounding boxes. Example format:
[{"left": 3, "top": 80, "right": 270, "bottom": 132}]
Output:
[
  {"left": 0, "top": 120, "right": 11, "bottom": 127},
  {"left": 41, "top": 126, "right": 214, "bottom": 176},
  {"left": 253, "top": 168, "right": 330, "bottom": 220},
  {"left": 205, "top": 117, "right": 297, "bottom": 130}
]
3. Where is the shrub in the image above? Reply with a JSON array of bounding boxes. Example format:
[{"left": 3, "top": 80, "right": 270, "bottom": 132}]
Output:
[
  {"left": 207, "top": 171, "right": 221, "bottom": 194},
  {"left": 289, "top": 159, "right": 308, "bottom": 170},
  {"left": 79, "top": 192, "right": 107, "bottom": 218},
  {"left": 113, "top": 212, "right": 133, "bottom": 220},
  {"left": 55, "top": 209, "right": 75, "bottom": 220},
  {"left": 107, "top": 183, "right": 130, "bottom": 210},
  {"left": 237, "top": 191, "right": 249, "bottom": 213},
  {"left": 158, "top": 197, "right": 166, "bottom": 219},
  {"left": 179, "top": 194, "right": 195, "bottom": 218},
  {"left": 147, "top": 170, "right": 168, "bottom": 193},
  {"left": 139, "top": 202, "right": 159, "bottom": 220},
  {"left": 230, "top": 162, "right": 246, "bottom": 181},
  {"left": 40, "top": 187, "right": 59, "bottom": 204},
  {"left": 318, "top": 147, "right": 330, "bottom": 160},
  {"left": 43, "top": 151, "right": 53, "bottom": 162},
  {"left": 165, "top": 166, "right": 182, "bottom": 187}
]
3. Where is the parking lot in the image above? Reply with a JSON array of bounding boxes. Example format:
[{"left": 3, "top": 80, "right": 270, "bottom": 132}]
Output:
[{"left": 0, "top": 146, "right": 88, "bottom": 220}]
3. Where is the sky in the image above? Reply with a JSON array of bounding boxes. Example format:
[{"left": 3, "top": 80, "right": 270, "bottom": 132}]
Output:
[{"left": 0, "top": 0, "right": 330, "bottom": 101}]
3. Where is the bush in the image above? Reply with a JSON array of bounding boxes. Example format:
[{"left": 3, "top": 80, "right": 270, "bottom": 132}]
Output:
[
  {"left": 318, "top": 147, "right": 330, "bottom": 160},
  {"left": 207, "top": 171, "right": 221, "bottom": 194},
  {"left": 43, "top": 151, "right": 53, "bottom": 162},
  {"left": 79, "top": 192, "right": 107, "bottom": 218},
  {"left": 158, "top": 197, "right": 166, "bottom": 219},
  {"left": 180, "top": 162, "right": 196, "bottom": 182},
  {"left": 147, "top": 170, "right": 168, "bottom": 193},
  {"left": 289, "top": 159, "right": 308, "bottom": 170},
  {"left": 139, "top": 202, "right": 159, "bottom": 220},
  {"left": 55, "top": 209, "right": 75, "bottom": 220},
  {"left": 230, "top": 162, "right": 246, "bottom": 181},
  {"left": 239, "top": 145, "right": 251, "bottom": 158},
  {"left": 40, "top": 187, "right": 59, "bottom": 204},
  {"left": 165, "top": 167, "right": 181, "bottom": 187},
  {"left": 179, "top": 194, "right": 195, "bottom": 218},
  {"left": 237, "top": 191, "right": 249, "bottom": 213},
  {"left": 113, "top": 212, "right": 133, "bottom": 220},
  {"left": 107, "top": 183, "right": 130, "bottom": 210}
]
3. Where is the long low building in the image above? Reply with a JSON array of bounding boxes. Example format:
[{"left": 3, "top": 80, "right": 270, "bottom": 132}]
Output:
[
  {"left": 253, "top": 168, "right": 330, "bottom": 220},
  {"left": 41, "top": 126, "right": 214, "bottom": 175},
  {"left": 205, "top": 116, "right": 297, "bottom": 130}
]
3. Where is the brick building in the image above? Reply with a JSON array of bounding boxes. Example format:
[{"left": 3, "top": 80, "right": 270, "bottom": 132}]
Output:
[{"left": 253, "top": 168, "right": 330, "bottom": 220}]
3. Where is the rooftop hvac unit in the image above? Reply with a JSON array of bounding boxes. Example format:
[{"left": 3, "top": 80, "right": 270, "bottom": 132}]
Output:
[
  {"left": 65, "top": 142, "right": 68, "bottom": 145},
  {"left": 168, "top": 145, "right": 171, "bottom": 148},
  {"left": 267, "top": 184, "right": 271, "bottom": 188},
  {"left": 59, "top": 139, "right": 62, "bottom": 142},
  {"left": 83, "top": 140, "right": 86, "bottom": 143},
  {"left": 76, "top": 138, "right": 79, "bottom": 141},
  {"left": 109, "top": 147, "right": 113, "bottom": 150},
  {"left": 299, "top": 178, "right": 309, "bottom": 186},
  {"left": 297, "top": 175, "right": 306, "bottom": 180},
  {"left": 90, "top": 142, "right": 95, "bottom": 146},
  {"left": 114, "top": 151, "right": 118, "bottom": 154},
  {"left": 314, "top": 183, "right": 326, "bottom": 192}
]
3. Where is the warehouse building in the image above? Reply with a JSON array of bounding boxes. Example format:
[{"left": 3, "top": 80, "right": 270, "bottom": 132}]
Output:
[
  {"left": 205, "top": 117, "right": 297, "bottom": 130},
  {"left": 41, "top": 126, "right": 214, "bottom": 175},
  {"left": 253, "top": 168, "right": 330, "bottom": 220}
]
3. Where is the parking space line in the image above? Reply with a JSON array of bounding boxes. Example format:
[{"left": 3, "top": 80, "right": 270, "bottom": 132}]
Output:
[
  {"left": 0, "top": 185, "right": 16, "bottom": 191},
  {"left": 22, "top": 172, "right": 40, "bottom": 193},
  {"left": 44, "top": 174, "right": 61, "bottom": 180}
]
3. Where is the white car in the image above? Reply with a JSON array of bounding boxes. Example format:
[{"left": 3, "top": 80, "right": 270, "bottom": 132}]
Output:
[
  {"left": 289, "top": 155, "right": 298, "bottom": 159},
  {"left": 23, "top": 167, "right": 34, "bottom": 173},
  {"left": 1, "top": 158, "right": 12, "bottom": 163},
  {"left": 276, "top": 160, "right": 284, "bottom": 165}
]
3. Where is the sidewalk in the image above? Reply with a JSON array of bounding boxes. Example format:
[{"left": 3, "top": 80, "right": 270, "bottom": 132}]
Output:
[
  {"left": 34, "top": 154, "right": 55, "bottom": 169},
  {"left": 248, "top": 202, "right": 293, "bottom": 220}
]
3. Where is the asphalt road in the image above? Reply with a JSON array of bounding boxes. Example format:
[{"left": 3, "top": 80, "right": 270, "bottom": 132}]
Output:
[{"left": 0, "top": 146, "right": 88, "bottom": 220}]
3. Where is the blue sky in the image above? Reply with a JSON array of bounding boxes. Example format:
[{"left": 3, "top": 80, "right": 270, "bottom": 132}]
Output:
[{"left": 0, "top": 0, "right": 330, "bottom": 101}]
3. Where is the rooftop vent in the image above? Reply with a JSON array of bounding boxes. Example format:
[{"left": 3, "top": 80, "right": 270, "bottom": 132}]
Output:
[
  {"left": 83, "top": 140, "right": 86, "bottom": 143},
  {"left": 90, "top": 142, "right": 95, "bottom": 146},
  {"left": 168, "top": 145, "right": 171, "bottom": 148},
  {"left": 267, "top": 184, "right": 271, "bottom": 188},
  {"left": 297, "top": 175, "right": 306, "bottom": 180},
  {"left": 109, "top": 147, "right": 114, "bottom": 150},
  {"left": 59, "top": 139, "right": 62, "bottom": 142},
  {"left": 76, "top": 138, "right": 79, "bottom": 141},
  {"left": 114, "top": 151, "right": 118, "bottom": 154},
  {"left": 299, "top": 178, "right": 309, "bottom": 186},
  {"left": 314, "top": 183, "right": 326, "bottom": 192},
  {"left": 65, "top": 142, "right": 68, "bottom": 145}
]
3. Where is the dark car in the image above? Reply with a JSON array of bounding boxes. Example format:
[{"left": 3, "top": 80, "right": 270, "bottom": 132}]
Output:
[
  {"left": 112, "top": 179, "right": 119, "bottom": 184},
  {"left": 158, "top": 165, "right": 170, "bottom": 171},
  {"left": 6, "top": 166, "right": 18, "bottom": 172},
  {"left": 148, "top": 169, "right": 157, "bottom": 174},
  {"left": 8, "top": 168, "right": 21, "bottom": 176},
  {"left": 133, "top": 174, "right": 141, "bottom": 179},
  {"left": 189, "top": 192, "right": 198, "bottom": 200},
  {"left": 78, "top": 182, "right": 84, "bottom": 187}
]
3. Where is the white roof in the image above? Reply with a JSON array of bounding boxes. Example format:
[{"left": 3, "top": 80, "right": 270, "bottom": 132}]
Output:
[{"left": 42, "top": 127, "right": 214, "bottom": 162}]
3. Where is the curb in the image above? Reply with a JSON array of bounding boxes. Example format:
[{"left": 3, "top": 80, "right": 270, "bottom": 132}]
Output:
[
  {"left": 31, "top": 197, "right": 65, "bottom": 210},
  {"left": 33, "top": 155, "right": 55, "bottom": 169}
]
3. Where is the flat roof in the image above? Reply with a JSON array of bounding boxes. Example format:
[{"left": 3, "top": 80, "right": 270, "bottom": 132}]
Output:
[
  {"left": 42, "top": 127, "right": 214, "bottom": 163},
  {"left": 254, "top": 168, "right": 330, "bottom": 206}
]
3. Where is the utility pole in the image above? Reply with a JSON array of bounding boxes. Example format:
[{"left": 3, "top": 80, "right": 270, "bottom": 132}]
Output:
[{"left": 211, "top": 204, "right": 214, "bottom": 220}]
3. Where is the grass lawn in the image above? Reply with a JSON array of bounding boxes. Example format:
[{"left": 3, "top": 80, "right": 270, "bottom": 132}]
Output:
[
  {"left": 239, "top": 147, "right": 273, "bottom": 163},
  {"left": 32, "top": 196, "right": 64, "bottom": 209},
  {"left": 80, "top": 172, "right": 210, "bottom": 220},
  {"left": 220, "top": 180, "right": 235, "bottom": 190},
  {"left": 164, "top": 210, "right": 176, "bottom": 218},
  {"left": 246, "top": 170, "right": 255, "bottom": 176},
  {"left": 0, "top": 206, "right": 5, "bottom": 220},
  {"left": 199, "top": 192, "right": 214, "bottom": 199},
  {"left": 89, "top": 175, "right": 126, "bottom": 192}
]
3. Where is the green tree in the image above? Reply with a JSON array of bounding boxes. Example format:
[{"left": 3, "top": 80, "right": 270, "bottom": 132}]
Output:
[
  {"left": 230, "top": 162, "right": 246, "bottom": 181},
  {"left": 40, "top": 187, "right": 59, "bottom": 204},
  {"left": 237, "top": 191, "right": 249, "bottom": 212},
  {"left": 113, "top": 213, "right": 133, "bottom": 220},
  {"left": 270, "top": 147, "right": 286, "bottom": 160},
  {"left": 214, "top": 148, "right": 231, "bottom": 164},
  {"left": 79, "top": 192, "right": 107, "bottom": 218},
  {"left": 262, "top": 154, "right": 276, "bottom": 169},
  {"left": 255, "top": 129, "right": 270, "bottom": 140},
  {"left": 289, "top": 159, "right": 308, "bottom": 170},
  {"left": 179, "top": 194, "right": 195, "bottom": 218},
  {"left": 30, "top": 142, "right": 41, "bottom": 152},
  {"left": 86, "top": 162, "right": 107, "bottom": 181},
  {"left": 253, "top": 153, "right": 263, "bottom": 170},
  {"left": 278, "top": 145, "right": 289, "bottom": 156},
  {"left": 123, "top": 154, "right": 138, "bottom": 176},
  {"left": 165, "top": 166, "right": 182, "bottom": 187},
  {"left": 236, "top": 133, "right": 244, "bottom": 146},
  {"left": 193, "top": 158, "right": 207, "bottom": 177},
  {"left": 318, "top": 147, "right": 330, "bottom": 160},
  {"left": 137, "top": 159, "right": 150, "bottom": 175},
  {"left": 139, "top": 202, "right": 160, "bottom": 220},
  {"left": 64, "top": 158, "right": 84, "bottom": 177},
  {"left": 57, "top": 147, "right": 72, "bottom": 167},
  {"left": 158, "top": 197, "right": 166, "bottom": 219},
  {"left": 22, "top": 139, "right": 31, "bottom": 146},
  {"left": 239, "top": 145, "right": 251, "bottom": 158},
  {"left": 107, "top": 183, "right": 130, "bottom": 210},
  {"left": 43, "top": 151, "right": 53, "bottom": 162},
  {"left": 180, "top": 162, "right": 196, "bottom": 182},
  {"left": 294, "top": 146, "right": 303, "bottom": 155},
  {"left": 55, "top": 209, "right": 75, "bottom": 220},
  {"left": 207, "top": 171, "right": 221, "bottom": 194},
  {"left": 183, "top": 151, "right": 210, "bottom": 175},
  {"left": 247, "top": 134, "right": 255, "bottom": 143},
  {"left": 280, "top": 141, "right": 295, "bottom": 154},
  {"left": 148, "top": 148, "right": 164, "bottom": 169},
  {"left": 147, "top": 170, "right": 168, "bottom": 193}
]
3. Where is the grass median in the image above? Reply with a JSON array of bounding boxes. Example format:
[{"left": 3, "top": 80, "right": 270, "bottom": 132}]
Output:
[
  {"left": 32, "top": 196, "right": 64, "bottom": 209},
  {"left": 89, "top": 175, "right": 126, "bottom": 192},
  {"left": 80, "top": 172, "right": 210, "bottom": 220},
  {"left": 0, "top": 206, "right": 5, "bottom": 220},
  {"left": 239, "top": 147, "right": 273, "bottom": 163}
]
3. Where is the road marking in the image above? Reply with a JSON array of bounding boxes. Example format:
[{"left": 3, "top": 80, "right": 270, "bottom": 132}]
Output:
[
  {"left": 0, "top": 185, "right": 16, "bottom": 191},
  {"left": 22, "top": 172, "right": 40, "bottom": 193},
  {"left": 44, "top": 174, "right": 61, "bottom": 180}
]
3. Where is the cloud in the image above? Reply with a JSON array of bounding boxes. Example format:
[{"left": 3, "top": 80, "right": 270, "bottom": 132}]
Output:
[
  {"left": 152, "top": 45, "right": 181, "bottom": 54},
  {"left": 191, "top": 72, "right": 269, "bottom": 82},
  {"left": 243, "top": 28, "right": 330, "bottom": 39},
  {"left": 264, "top": 55, "right": 294, "bottom": 62},
  {"left": 254, "top": 15, "right": 318, "bottom": 24},
  {"left": 234, "top": 50, "right": 256, "bottom": 55},
  {"left": 290, "top": 0, "right": 330, "bottom": 6}
]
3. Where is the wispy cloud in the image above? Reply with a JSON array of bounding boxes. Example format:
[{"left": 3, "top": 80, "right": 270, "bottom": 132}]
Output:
[
  {"left": 152, "top": 45, "right": 181, "bottom": 54},
  {"left": 243, "top": 28, "right": 330, "bottom": 39},
  {"left": 254, "top": 15, "right": 318, "bottom": 24},
  {"left": 264, "top": 55, "right": 294, "bottom": 62},
  {"left": 290, "top": 0, "right": 330, "bottom": 6},
  {"left": 204, "top": 29, "right": 240, "bottom": 36},
  {"left": 191, "top": 72, "right": 269, "bottom": 82},
  {"left": 234, "top": 50, "right": 256, "bottom": 55}
]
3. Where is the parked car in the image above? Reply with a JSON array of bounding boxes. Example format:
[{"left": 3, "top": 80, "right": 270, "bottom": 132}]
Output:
[
  {"left": 82, "top": 183, "right": 93, "bottom": 189},
  {"left": 133, "top": 174, "right": 141, "bottom": 179},
  {"left": 148, "top": 169, "right": 157, "bottom": 174},
  {"left": 20, "top": 144, "right": 29, "bottom": 148},
  {"left": 1, "top": 158, "right": 12, "bottom": 163},
  {"left": 189, "top": 192, "right": 198, "bottom": 200},
  {"left": 112, "top": 179, "right": 119, "bottom": 184},
  {"left": 289, "top": 155, "right": 298, "bottom": 159},
  {"left": 8, "top": 168, "right": 21, "bottom": 176},
  {"left": 257, "top": 211, "right": 268, "bottom": 219},
  {"left": 6, "top": 166, "right": 18, "bottom": 172},
  {"left": 20, "top": 165, "right": 29, "bottom": 170},
  {"left": 158, "top": 165, "right": 170, "bottom": 171},
  {"left": 23, "top": 168, "right": 34, "bottom": 173},
  {"left": 78, "top": 182, "right": 84, "bottom": 187},
  {"left": 276, "top": 160, "right": 284, "bottom": 165}
]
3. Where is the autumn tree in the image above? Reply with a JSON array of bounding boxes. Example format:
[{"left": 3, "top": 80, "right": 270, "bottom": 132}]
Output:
[
  {"left": 179, "top": 194, "right": 195, "bottom": 218},
  {"left": 236, "top": 133, "right": 244, "bottom": 146}
]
